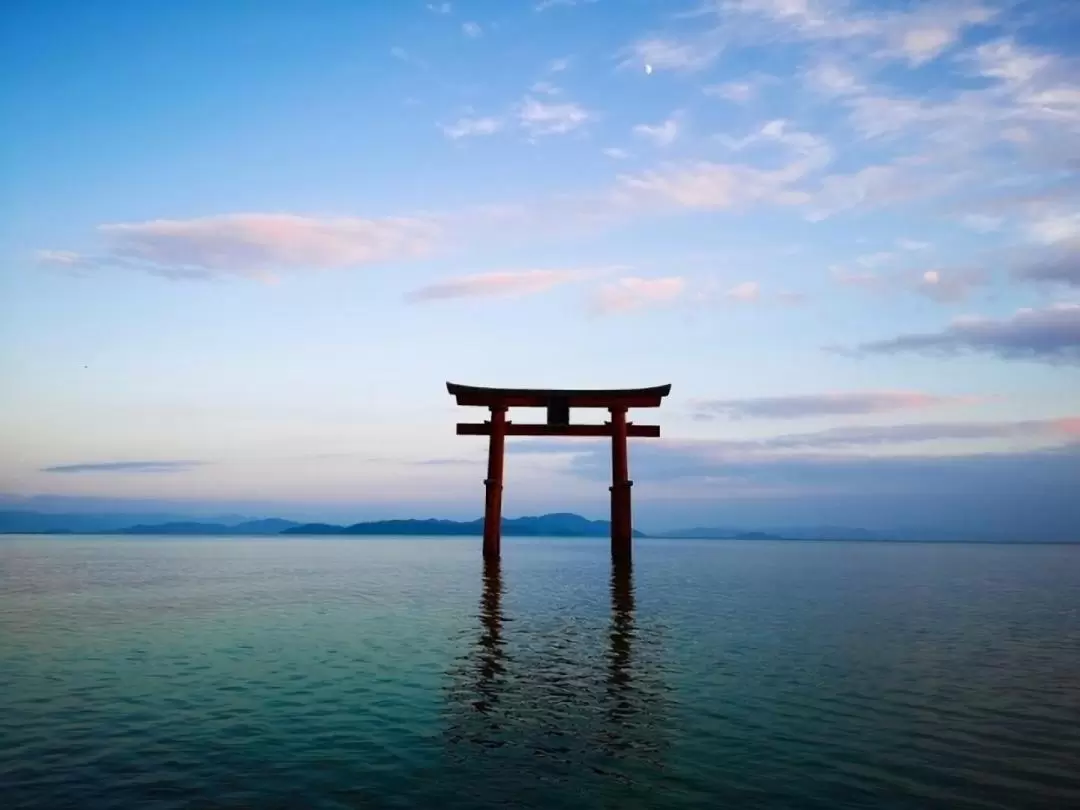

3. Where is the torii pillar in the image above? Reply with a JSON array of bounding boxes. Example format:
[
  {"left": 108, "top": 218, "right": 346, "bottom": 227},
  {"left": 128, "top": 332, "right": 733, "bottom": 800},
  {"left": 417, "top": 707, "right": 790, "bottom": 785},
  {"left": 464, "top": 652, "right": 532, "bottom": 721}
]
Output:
[
  {"left": 609, "top": 405, "right": 632, "bottom": 561},
  {"left": 448, "top": 383, "right": 671, "bottom": 561},
  {"left": 482, "top": 406, "right": 507, "bottom": 560}
]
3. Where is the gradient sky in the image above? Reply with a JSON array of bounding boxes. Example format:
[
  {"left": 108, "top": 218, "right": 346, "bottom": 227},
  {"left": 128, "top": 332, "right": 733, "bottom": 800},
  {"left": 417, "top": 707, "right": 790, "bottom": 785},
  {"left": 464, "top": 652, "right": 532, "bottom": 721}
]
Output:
[{"left": 2, "top": 0, "right": 1079, "bottom": 538}]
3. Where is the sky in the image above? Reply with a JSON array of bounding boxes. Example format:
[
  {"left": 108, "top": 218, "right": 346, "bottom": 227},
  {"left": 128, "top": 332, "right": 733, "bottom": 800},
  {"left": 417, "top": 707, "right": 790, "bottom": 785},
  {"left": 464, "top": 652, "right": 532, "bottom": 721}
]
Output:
[{"left": 2, "top": 0, "right": 1079, "bottom": 538}]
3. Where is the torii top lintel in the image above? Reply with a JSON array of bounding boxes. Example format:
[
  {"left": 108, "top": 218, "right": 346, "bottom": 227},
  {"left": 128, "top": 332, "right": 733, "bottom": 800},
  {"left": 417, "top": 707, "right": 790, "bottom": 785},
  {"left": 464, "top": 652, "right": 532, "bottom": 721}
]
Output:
[{"left": 446, "top": 382, "right": 671, "bottom": 409}]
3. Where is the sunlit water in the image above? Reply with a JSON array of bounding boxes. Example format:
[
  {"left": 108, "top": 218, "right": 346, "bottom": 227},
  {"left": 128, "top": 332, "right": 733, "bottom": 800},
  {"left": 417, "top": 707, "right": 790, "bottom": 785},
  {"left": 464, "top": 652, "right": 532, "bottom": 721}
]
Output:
[{"left": 2, "top": 536, "right": 1078, "bottom": 809}]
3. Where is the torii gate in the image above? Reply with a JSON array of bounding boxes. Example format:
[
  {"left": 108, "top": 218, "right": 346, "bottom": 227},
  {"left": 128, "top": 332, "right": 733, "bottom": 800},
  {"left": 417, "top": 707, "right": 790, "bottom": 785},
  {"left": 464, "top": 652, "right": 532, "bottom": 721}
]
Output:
[{"left": 448, "top": 382, "right": 671, "bottom": 561}]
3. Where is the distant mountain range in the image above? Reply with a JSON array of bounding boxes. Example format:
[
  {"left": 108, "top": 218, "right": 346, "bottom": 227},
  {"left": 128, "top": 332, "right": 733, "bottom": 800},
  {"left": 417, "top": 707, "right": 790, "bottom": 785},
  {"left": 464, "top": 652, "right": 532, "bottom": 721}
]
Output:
[
  {"left": 0, "top": 510, "right": 645, "bottom": 538},
  {"left": 0, "top": 509, "right": 891, "bottom": 541},
  {"left": 283, "top": 513, "right": 647, "bottom": 537},
  {"left": 0, "top": 510, "right": 260, "bottom": 534},
  {"left": 115, "top": 518, "right": 299, "bottom": 536}
]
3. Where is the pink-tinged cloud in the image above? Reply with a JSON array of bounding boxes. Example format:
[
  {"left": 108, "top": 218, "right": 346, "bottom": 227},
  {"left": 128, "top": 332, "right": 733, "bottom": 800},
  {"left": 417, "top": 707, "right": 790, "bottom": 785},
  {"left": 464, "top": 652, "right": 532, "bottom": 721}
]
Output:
[
  {"left": 406, "top": 269, "right": 587, "bottom": 302},
  {"left": 591, "top": 276, "right": 685, "bottom": 314},
  {"left": 692, "top": 391, "right": 982, "bottom": 420},
  {"left": 64, "top": 214, "right": 443, "bottom": 280},
  {"left": 615, "top": 157, "right": 804, "bottom": 210}
]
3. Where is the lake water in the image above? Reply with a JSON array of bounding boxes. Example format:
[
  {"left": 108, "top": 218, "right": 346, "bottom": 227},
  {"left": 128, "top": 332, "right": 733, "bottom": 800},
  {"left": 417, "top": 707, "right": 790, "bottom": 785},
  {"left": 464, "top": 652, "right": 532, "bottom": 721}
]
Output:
[{"left": 1, "top": 536, "right": 1078, "bottom": 809}]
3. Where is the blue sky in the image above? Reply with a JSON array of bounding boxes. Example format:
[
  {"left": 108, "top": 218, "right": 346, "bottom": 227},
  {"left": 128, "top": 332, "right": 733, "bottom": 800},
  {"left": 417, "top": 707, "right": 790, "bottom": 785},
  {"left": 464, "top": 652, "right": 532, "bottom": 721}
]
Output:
[{"left": 2, "top": 0, "right": 1078, "bottom": 537}]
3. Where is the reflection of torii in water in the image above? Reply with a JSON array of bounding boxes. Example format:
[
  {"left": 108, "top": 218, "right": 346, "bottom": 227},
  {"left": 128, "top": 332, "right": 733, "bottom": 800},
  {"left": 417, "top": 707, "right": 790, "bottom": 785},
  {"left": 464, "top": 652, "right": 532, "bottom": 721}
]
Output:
[
  {"left": 442, "top": 556, "right": 667, "bottom": 794},
  {"left": 471, "top": 559, "right": 637, "bottom": 719},
  {"left": 607, "top": 558, "right": 635, "bottom": 722},
  {"left": 472, "top": 558, "right": 506, "bottom": 718}
]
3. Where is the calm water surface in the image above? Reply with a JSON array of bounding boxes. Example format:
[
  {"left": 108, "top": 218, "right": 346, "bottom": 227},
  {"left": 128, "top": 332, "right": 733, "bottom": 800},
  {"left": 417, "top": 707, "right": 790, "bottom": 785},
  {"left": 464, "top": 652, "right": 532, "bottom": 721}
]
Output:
[{"left": 1, "top": 536, "right": 1078, "bottom": 809}]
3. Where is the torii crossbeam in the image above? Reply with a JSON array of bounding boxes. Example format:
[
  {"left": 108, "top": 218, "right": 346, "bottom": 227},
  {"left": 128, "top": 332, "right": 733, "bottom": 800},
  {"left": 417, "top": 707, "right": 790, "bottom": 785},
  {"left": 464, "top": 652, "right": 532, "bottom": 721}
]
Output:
[{"left": 447, "top": 382, "right": 671, "bottom": 562}]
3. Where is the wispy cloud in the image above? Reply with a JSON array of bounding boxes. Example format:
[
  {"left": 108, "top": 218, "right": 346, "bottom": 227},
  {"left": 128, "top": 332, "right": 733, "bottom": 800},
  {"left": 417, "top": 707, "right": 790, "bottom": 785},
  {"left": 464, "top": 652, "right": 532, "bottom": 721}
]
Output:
[
  {"left": 806, "top": 158, "right": 960, "bottom": 221},
  {"left": 845, "top": 304, "right": 1080, "bottom": 365},
  {"left": 426, "top": 2, "right": 451, "bottom": 13},
  {"left": 439, "top": 115, "right": 503, "bottom": 139},
  {"left": 885, "top": 3, "right": 997, "bottom": 66},
  {"left": 599, "top": 1, "right": 1075, "bottom": 236},
  {"left": 714, "top": 0, "right": 996, "bottom": 66},
  {"left": 602, "top": 147, "right": 631, "bottom": 160},
  {"left": 43, "top": 460, "right": 207, "bottom": 474},
  {"left": 704, "top": 72, "right": 777, "bottom": 103},
  {"left": 897, "top": 238, "right": 931, "bottom": 251},
  {"left": 461, "top": 21, "right": 482, "bottom": 37},
  {"left": 614, "top": 160, "right": 802, "bottom": 210},
  {"left": 615, "top": 120, "right": 831, "bottom": 211},
  {"left": 405, "top": 268, "right": 592, "bottom": 302},
  {"left": 619, "top": 36, "right": 724, "bottom": 73},
  {"left": 42, "top": 214, "right": 442, "bottom": 281},
  {"left": 517, "top": 96, "right": 592, "bottom": 136},
  {"left": 536, "top": 0, "right": 597, "bottom": 11},
  {"left": 839, "top": 34, "right": 1079, "bottom": 177},
  {"left": 439, "top": 83, "right": 593, "bottom": 143},
  {"left": 969, "top": 37, "right": 1056, "bottom": 90},
  {"left": 800, "top": 61, "right": 865, "bottom": 96},
  {"left": 692, "top": 391, "right": 980, "bottom": 420},
  {"left": 591, "top": 276, "right": 685, "bottom": 314},
  {"left": 705, "top": 81, "right": 754, "bottom": 103},
  {"left": 633, "top": 113, "right": 681, "bottom": 147}
]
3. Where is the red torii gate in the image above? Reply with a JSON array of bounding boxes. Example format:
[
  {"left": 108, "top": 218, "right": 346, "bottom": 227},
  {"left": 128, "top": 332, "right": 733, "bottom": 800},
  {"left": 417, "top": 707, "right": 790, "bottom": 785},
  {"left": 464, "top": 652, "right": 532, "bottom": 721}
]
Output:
[{"left": 448, "top": 382, "right": 671, "bottom": 561}]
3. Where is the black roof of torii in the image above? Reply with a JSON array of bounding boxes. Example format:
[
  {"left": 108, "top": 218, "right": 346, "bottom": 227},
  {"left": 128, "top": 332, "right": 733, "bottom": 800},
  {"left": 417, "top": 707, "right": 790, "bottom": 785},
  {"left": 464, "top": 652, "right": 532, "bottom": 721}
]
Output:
[{"left": 446, "top": 382, "right": 671, "bottom": 408}]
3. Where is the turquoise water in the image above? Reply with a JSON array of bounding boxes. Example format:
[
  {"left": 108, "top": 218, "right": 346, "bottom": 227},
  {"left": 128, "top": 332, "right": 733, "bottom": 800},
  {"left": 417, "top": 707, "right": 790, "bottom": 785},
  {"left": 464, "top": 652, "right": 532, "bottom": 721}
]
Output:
[{"left": 2, "top": 536, "right": 1078, "bottom": 809}]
